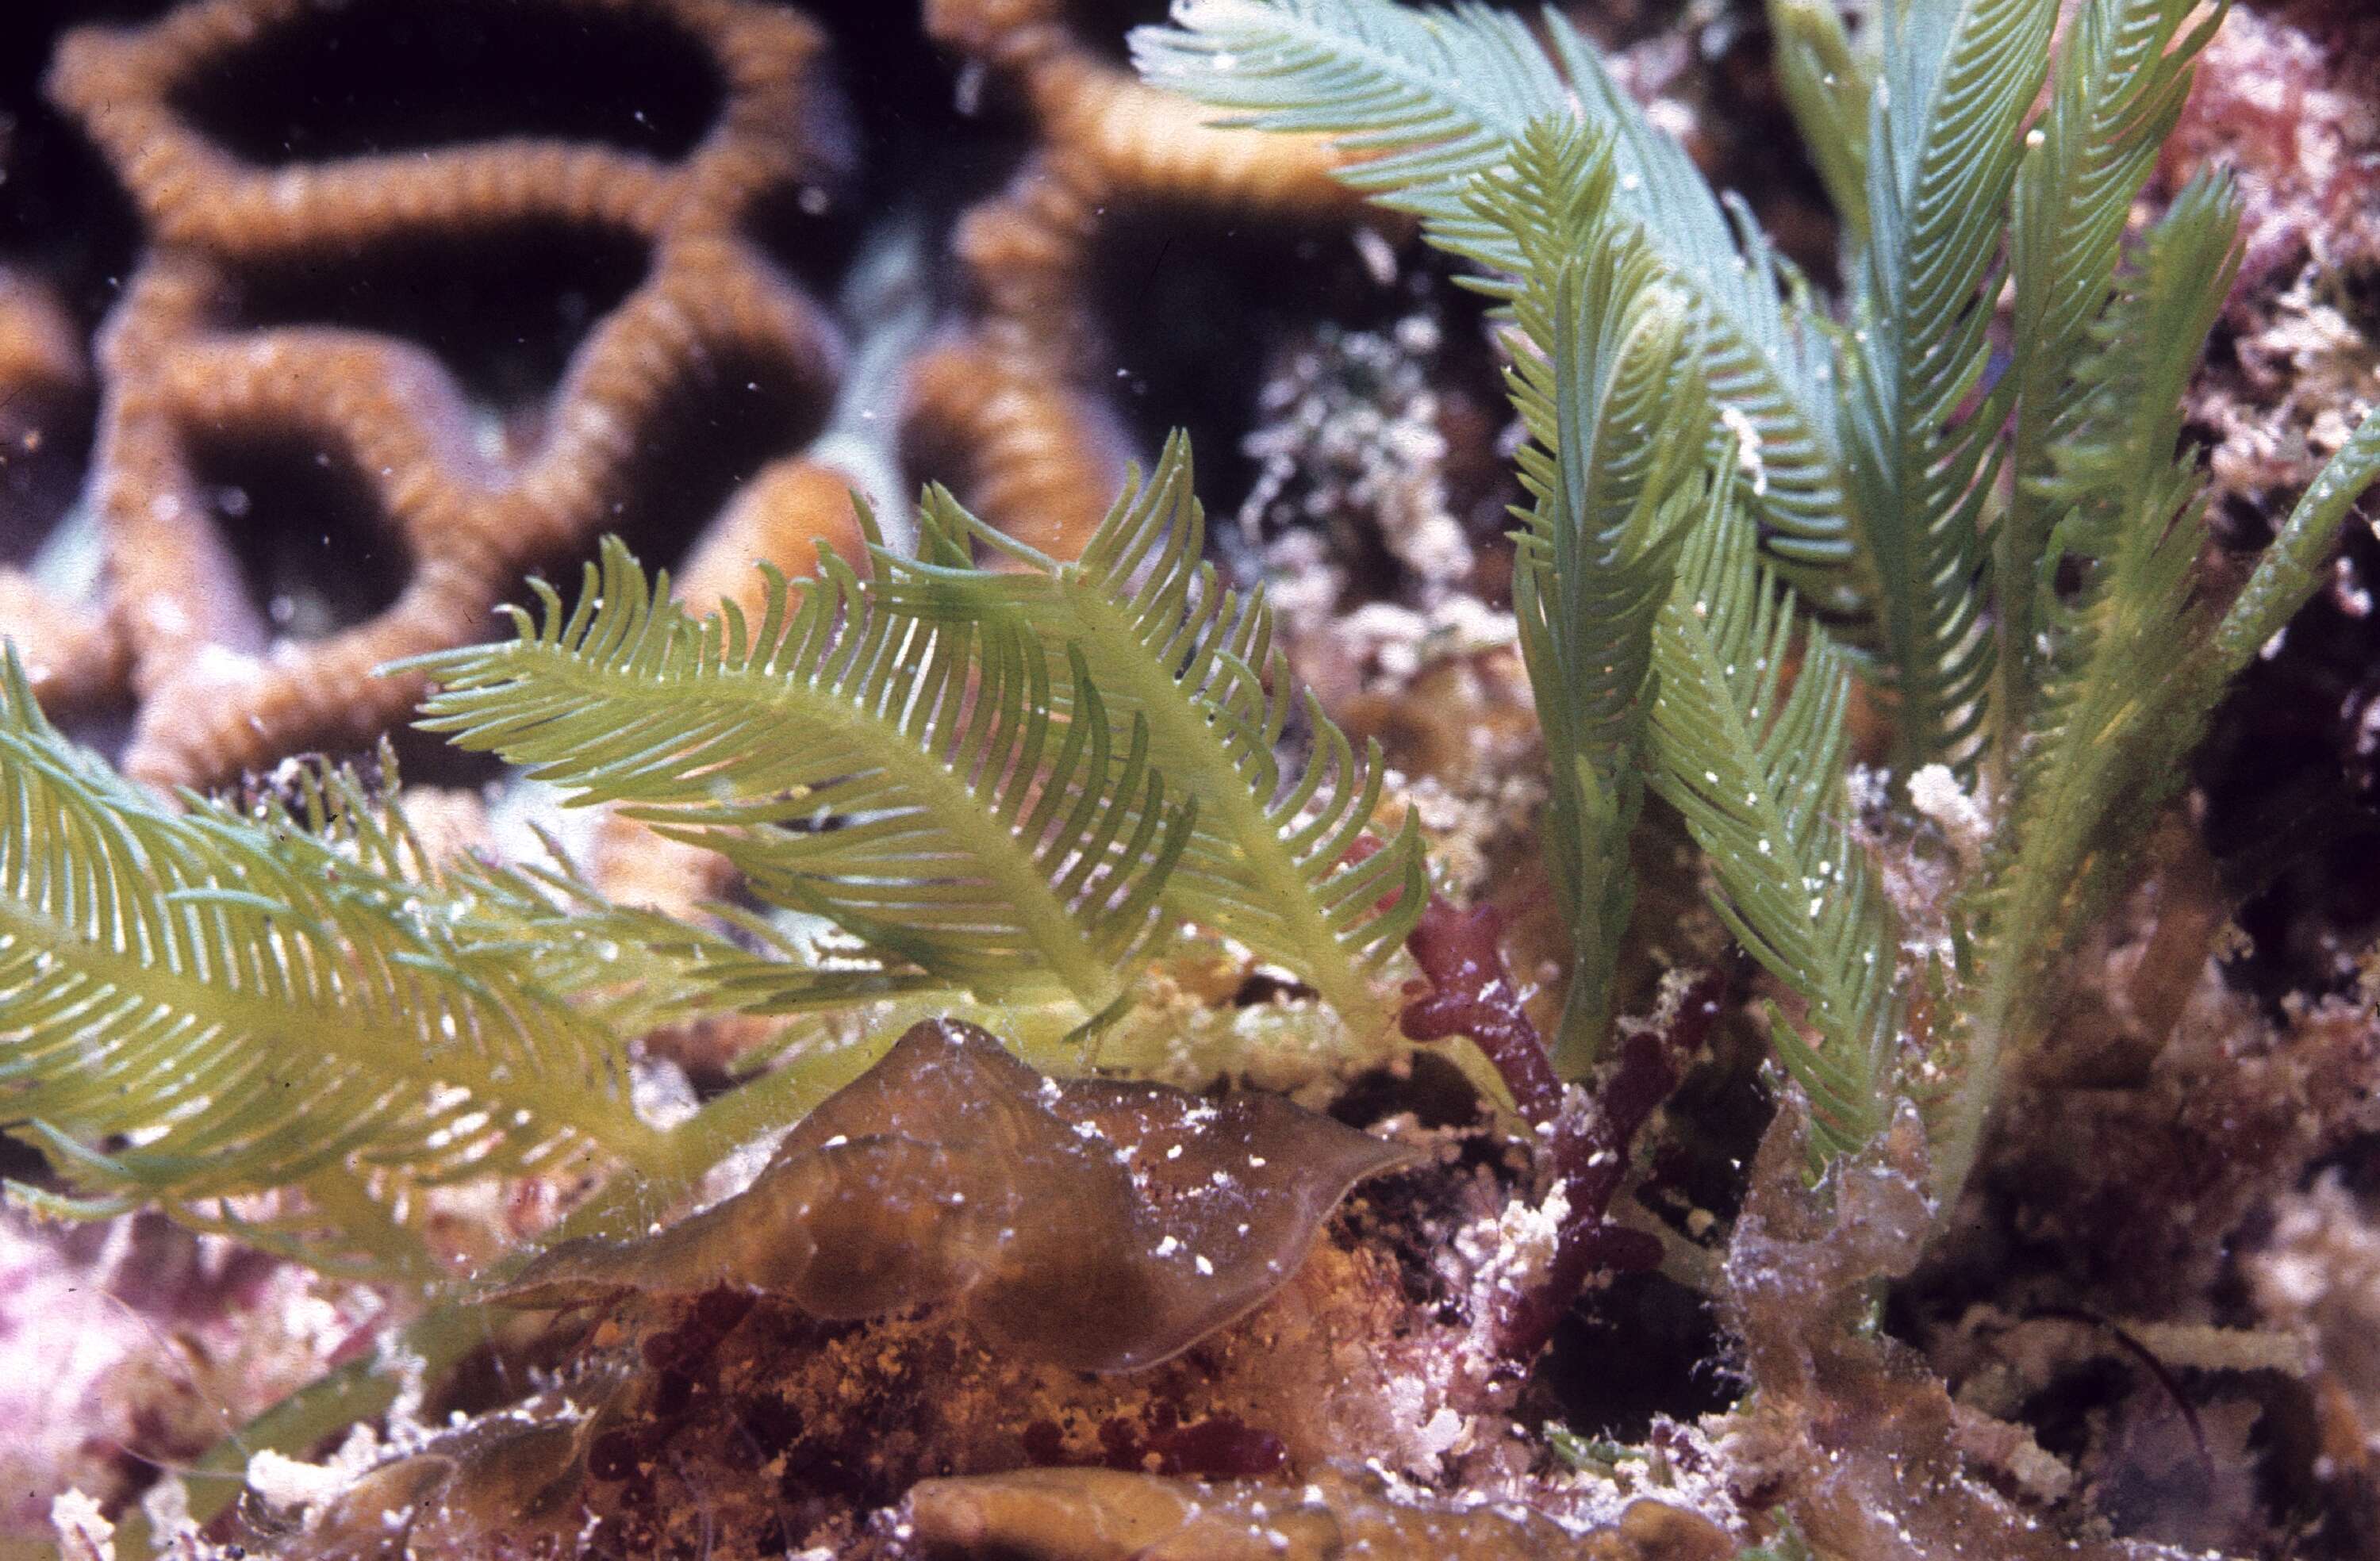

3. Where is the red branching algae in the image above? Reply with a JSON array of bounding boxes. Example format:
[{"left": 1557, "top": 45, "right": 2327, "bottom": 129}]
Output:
[
  {"left": 1399, "top": 895, "right": 1567, "bottom": 1122},
  {"left": 1494, "top": 972, "right": 1726, "bottom": 1363},
  {"left": 1383, "top": 852, "right": 1722, "bottom": 1364}
]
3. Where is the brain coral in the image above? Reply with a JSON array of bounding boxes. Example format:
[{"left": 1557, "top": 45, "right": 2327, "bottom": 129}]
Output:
[
  {"left": 41, "top": 0, "right": 854, "bottom": 784},
  {"left": 0, "top": 0, "right": 1407, "bottom": 789},
  {"left": 909, "top": 0, "right": 1384, "bottom": 558}
]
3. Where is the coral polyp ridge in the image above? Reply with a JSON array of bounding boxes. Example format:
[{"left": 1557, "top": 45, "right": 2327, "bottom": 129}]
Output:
[
  {"left": 0, "top": 0, "right": 1399, "bottom": 791},
  {"left": 33, "top": 0, "right": 853, "bottom": 787}
]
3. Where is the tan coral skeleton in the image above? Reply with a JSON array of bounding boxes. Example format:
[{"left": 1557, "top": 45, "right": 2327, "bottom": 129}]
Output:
[
  {"left": 45, "top": 0, "right": 854, "bottom": 783},
  {"left": 909, "top": 0, "right": 1380, "bottom": 561}
]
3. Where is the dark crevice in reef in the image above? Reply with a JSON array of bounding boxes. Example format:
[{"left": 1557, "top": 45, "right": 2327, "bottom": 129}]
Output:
[
  {"left": 167, "top": 0, "right": 726, "bottom": 164},
  {"left": 774, "top": 0, "right": 1028, "bottom": 300},
  {"left": 0, "top": 26, "right": 142, "bottom": 331},
  {"left": 199, "top": 428, "right": 412, "bottom": 643},
  {"left": 1536, "top": 1272, "right": 1739, "bottom": 1444},
  {"left": 1059, "top": 0, "right": 1171, "bottom": 67},
  {"left": 1088, "top": 203, "right": 1411, "bottom": 523},
  {"left": 2201, "top": 512, "right": 2380, "bottom": 1009},
  {"left": 588, "top": 343, "right": 833, "bottom": 579},
  {"left": 0, "top": 380, "right": 94, "bottom": 571},
  {"left": 225, "top": 219, "right": 654, "bottom": 420},
  {"left": 363, "top": 715, "right": 509, "bottom": 794}
]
